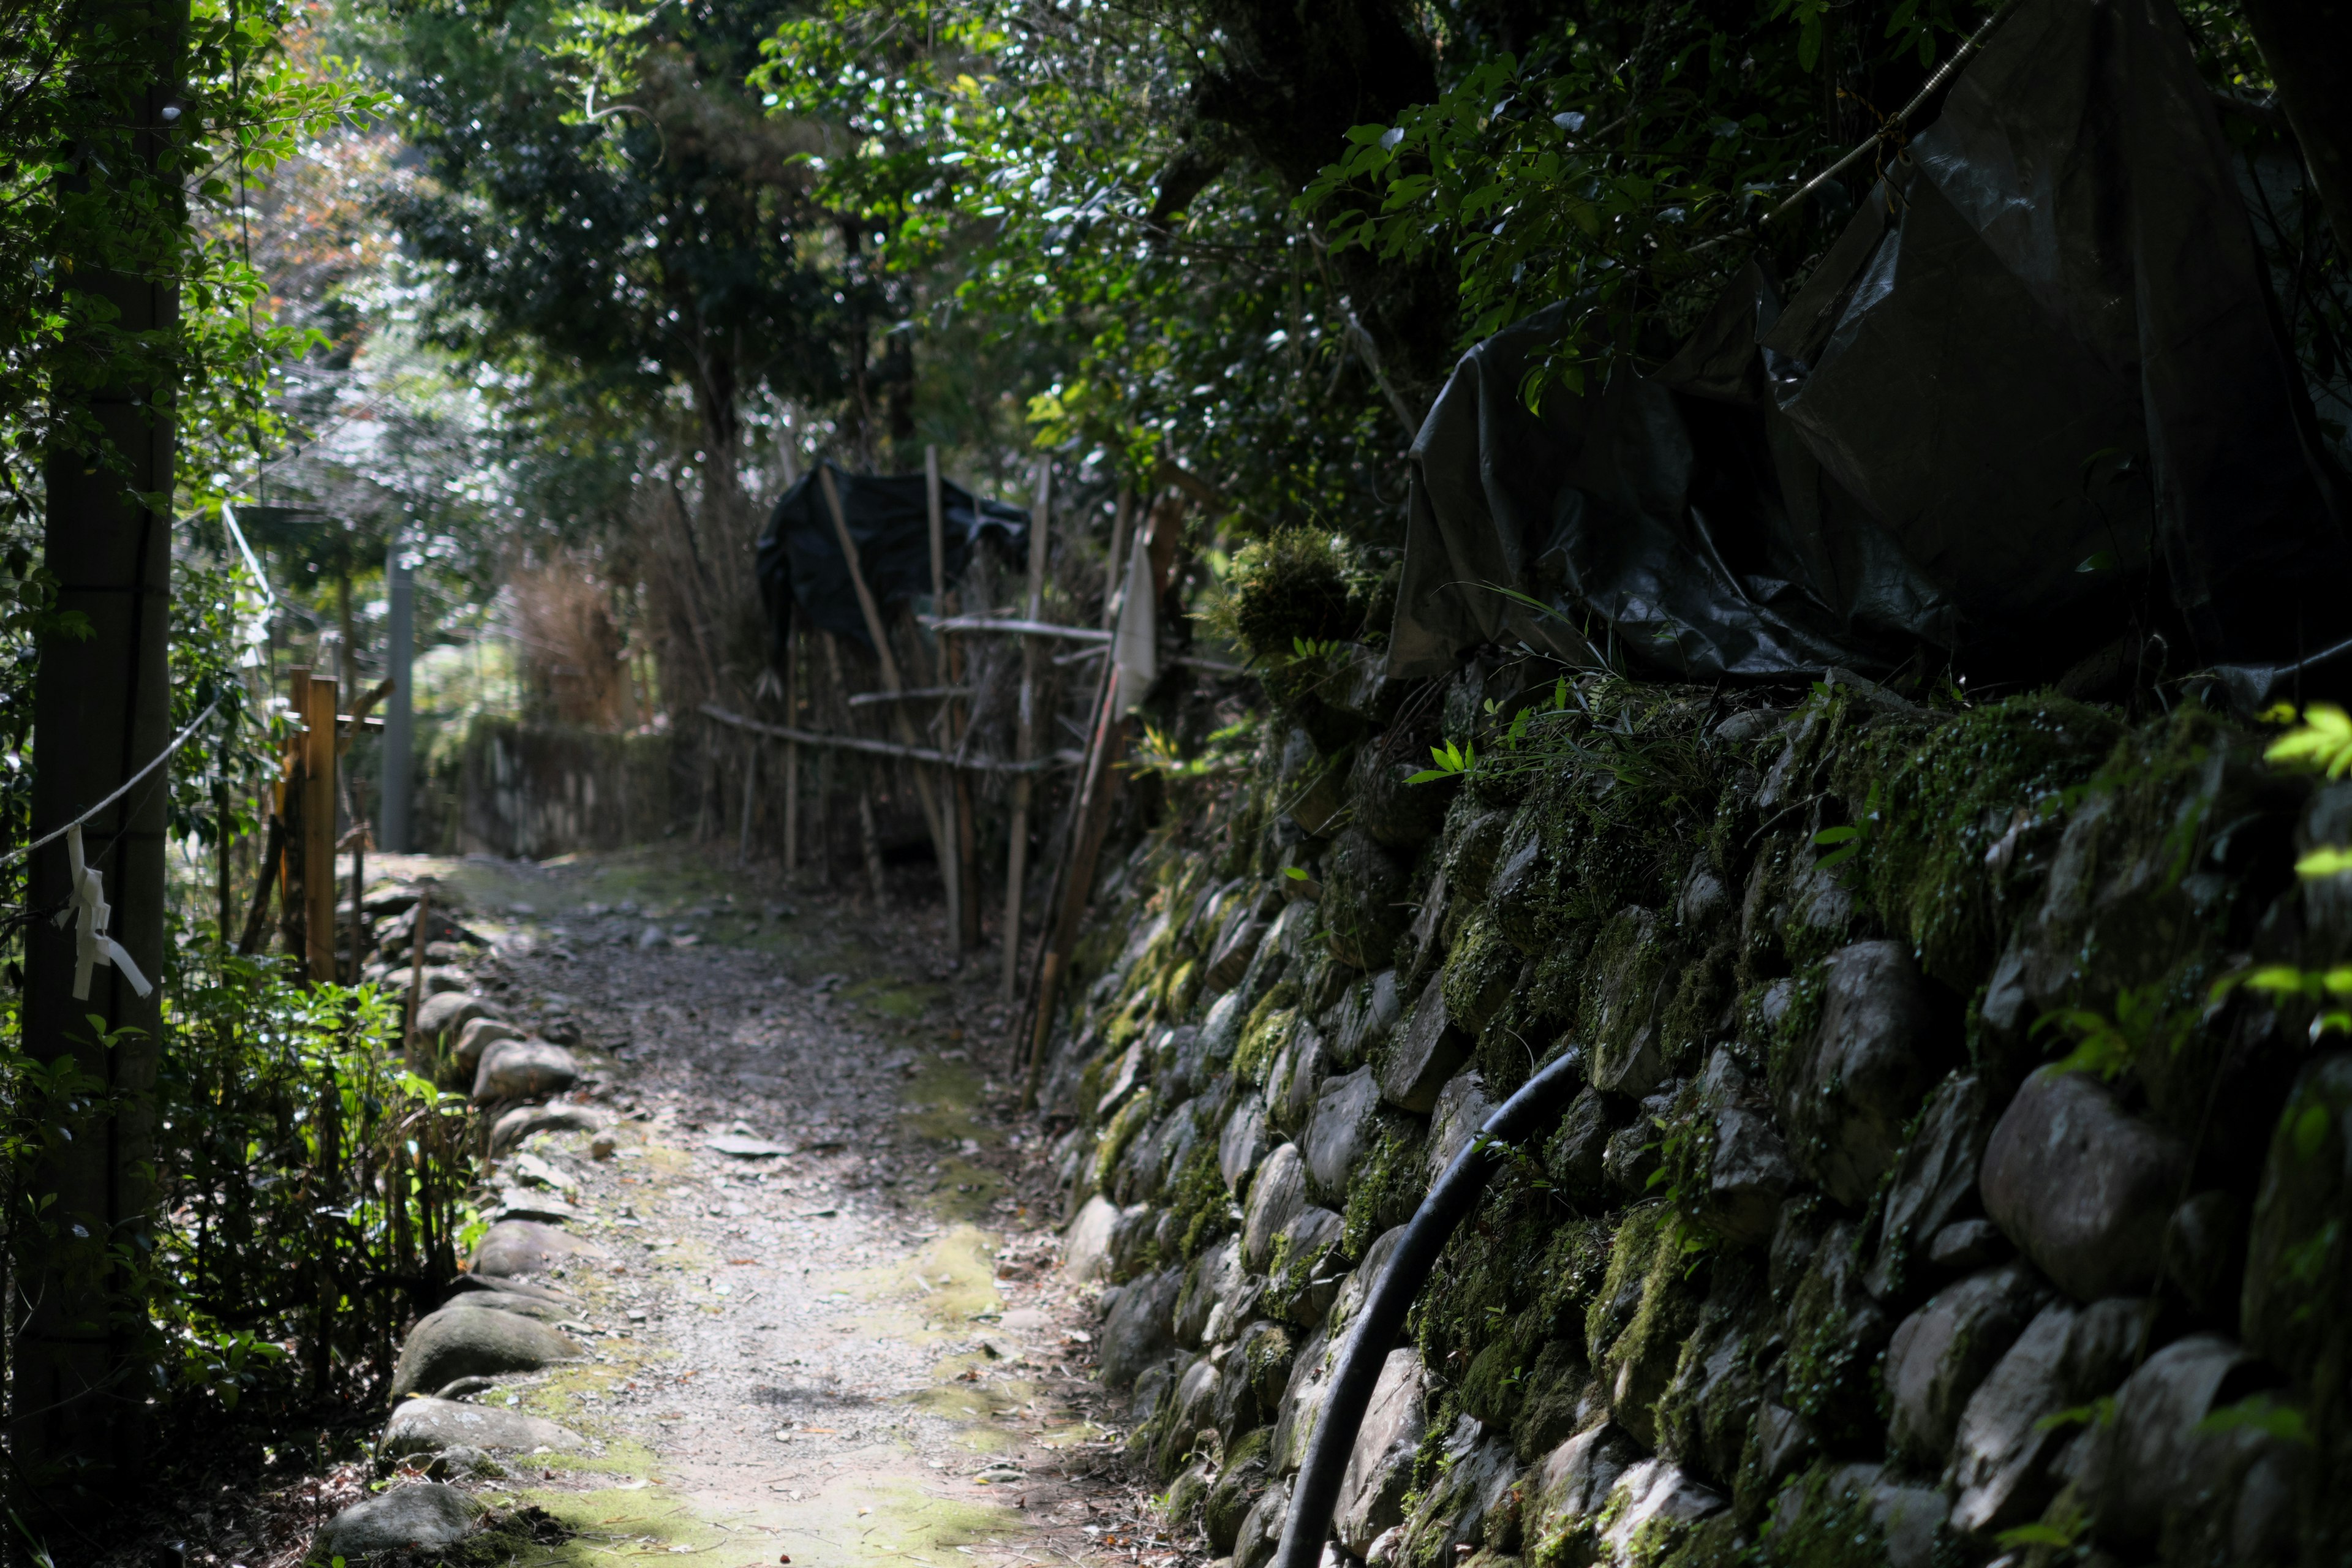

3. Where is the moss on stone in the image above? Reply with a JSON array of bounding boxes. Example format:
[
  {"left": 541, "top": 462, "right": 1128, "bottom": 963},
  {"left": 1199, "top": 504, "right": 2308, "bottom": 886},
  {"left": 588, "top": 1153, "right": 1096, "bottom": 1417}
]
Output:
[
  {"left": 1445, "top": 910, "right": 1523, "bottom": 1037},
  {"left": 1749, "top": 1462, "right": 1886, "bottom": 1568},
  {"left": 1092, "top": 1089, "right": 1158, "bottom": 1194},
  {"left": 1340, "top": 1107, "right": 1432, "bottom": 1257},
  {"left": 1828, "top": 693, "right": 2122, "bottom": 989},
  {"left": 1168, "top": 1133, "right": 1238, "bottom": 1260},
  {"left": 1232, "top": 983, "right": 1301, "bottom": 1088}
]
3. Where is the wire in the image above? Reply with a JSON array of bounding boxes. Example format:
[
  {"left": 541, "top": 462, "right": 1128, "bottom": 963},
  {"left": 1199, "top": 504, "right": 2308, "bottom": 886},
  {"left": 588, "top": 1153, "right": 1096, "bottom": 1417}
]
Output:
[{"left": 0, "top": 694, "right": 227, "bottom": 871}]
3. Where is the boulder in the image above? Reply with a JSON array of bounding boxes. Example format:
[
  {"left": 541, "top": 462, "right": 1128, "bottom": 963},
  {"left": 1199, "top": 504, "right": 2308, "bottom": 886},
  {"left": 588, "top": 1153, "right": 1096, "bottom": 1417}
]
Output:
[
  {"left": 1220, "top": 1091, "right": 1272, "bottom": 1193},
  {"left": 1278, "top": 728, "right": 1350, "bottom": 836},
  {"left": 2241, "top": 1050, "right": 2352, "bottom": 1379},
  {"left": 1882, "top": 1261, "right": 2049, "bottom": 1466},
  {"left": 1703, "top": 1106, "right": 1796, "bottom": 1246},
  {"left": 1066, "top": 1194, "right": 1121, "bottom": 1283},
  {"left": 1333, "top": 1348, "right": 1425, "bottom": 1555},
  {"left": 1329, "top": 1225, "right": 1408, "bottom": 1338},
  {"left": 1774, "top": 941, "right": 1959, "bottom": 1208},
  {"left": 1234, "top": 1477, "right": 1291, "bottom": 1568},
  {"left": 1399, "top": 1420, "right": 1518, "bottom": 1563},
  {"left": 1776, "top": 1465, "right": 1947, "bottom": 1568},
  {"left": 389, "top": 1303, "right": 582, "bottom": 1399},
  {"left": 1926, "top": 1219, "right": 2007, "bottom": 1270},
  {"left": 1980, "top": 1067, "right": 2189, "bottom": 1302},
  {"left": 1269, "top": 1325, "right": 1335, "bottom": 1478},
  {"left": 1330, "top": 970, "right": 1403, "bottom": 1069},
  {"left": 1379, "top": 978, "right": 1468, "bottom": 1114},
  {"left": 490, "top": 1101, "right": 604, "bottom": 1154},
  {"left": 382, "top": 1396, "right": 586, "bottom": 1456},
  {"left": 472, "top": 1038, "right": 581, "bottom": 1104},
  {"left": 1529, "top": 1423, "right": 1640, "bottom": 1542},
  {"left": 470, "top": 1218, "right": 608, "bottom": 1278},
  {"left": 416, "top": 990, "right": 488, "bottom": 1045},
  {"left": 1302, "top": 1066, "right": 1381, "bottom": 1201},
  {"left": 1426, "top": 1069, "right": 1498, "bottom": 1183},
  {"left": 1100, "top": 1267, "right": 1180, "bottom": 1388},
  {"left": 1487, "top": 817, "right": 1557, "bottom": 957},
  {"left": 1272, "top": 1207, "right": 1345, "bottom": 1327},
  {"left": 315, "top": 1483, "right": 479, "bottom": 1558},
  {"left": 1175, "top": 1239, "right": 1244, "bottom": 1349},
  {"left": 1109, "top": 1202, "right": 1160, "bottom": 1282},
  {"left": 1544, "top": 1086, "right": 1612, "bottom": 1206},
  {"left": 1594, "top": 1460, "right": 1726, "bottom": 1561},
  {"left": 2074, "top": 1332, "right": 2304, "bottom": 1561},
  {"left": 453, "top": 1016, "right": 524, "bottom": 1079},
  {"left": 1947, "top": 1296, "right": 2146, "bottom": 1538},
  {"left": 1199, "top": 992, "right": 1251, "bottom": 1081},
  {"left": 1323, "top": 828, "right": 1414, "bottom": 971},
  {"left": 1582, "top": 910, "right": 1675, "bottom": 1097},
  {"left": 1243, "top": 1144, "right": 1310, "bottom": 1272},
  {"left": 1273, "top": 1024, "right": 1329, "bottom": 1135},
  {"left": 1864, "top": 1072, "right": 1992, "bottom": 1298}
]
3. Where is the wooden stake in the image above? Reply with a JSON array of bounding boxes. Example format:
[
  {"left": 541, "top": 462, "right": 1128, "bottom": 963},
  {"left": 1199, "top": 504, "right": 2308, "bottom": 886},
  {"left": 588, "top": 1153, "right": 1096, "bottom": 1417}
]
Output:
[
  {"left": 303, "top": 673, "right": 339, "bottom": 985},
  {"left": 822, "top": 631, "right": 889, "bottom": 910},
  {"left": 737, "top": 739, "right": 760, "bottom": 864},
  {"left": 925, "top": 444, "right": 964, "bottom": 954},
  {"left": 1002, "top": 458, "right": 1051, "bottom": 1000},
  {"left": 818, "top": 465, "right": 954, "bottom": 918}
]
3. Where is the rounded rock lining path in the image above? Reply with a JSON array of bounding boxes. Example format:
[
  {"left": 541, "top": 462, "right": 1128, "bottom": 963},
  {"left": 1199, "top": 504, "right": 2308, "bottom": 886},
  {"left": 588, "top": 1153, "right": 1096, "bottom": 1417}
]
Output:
[{"left": 160, "top": 850, "right": 1185, "bottom": 1568}]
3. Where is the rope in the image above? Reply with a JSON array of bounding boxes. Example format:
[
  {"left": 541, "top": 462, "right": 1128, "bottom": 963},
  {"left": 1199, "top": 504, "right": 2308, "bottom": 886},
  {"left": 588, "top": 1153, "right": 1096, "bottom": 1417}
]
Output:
[{"left": 0, "top": 693, "right": 227, "bottom": 871}]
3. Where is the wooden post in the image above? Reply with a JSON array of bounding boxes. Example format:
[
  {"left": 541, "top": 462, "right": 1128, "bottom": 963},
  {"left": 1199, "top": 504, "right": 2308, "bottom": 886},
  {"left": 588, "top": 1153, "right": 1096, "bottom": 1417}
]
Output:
[
  {"left": 304, "top": 674, "right": 339, "bottom": 984},
  {"left": 404, "top": 883, "right": 431, "bottom": 1067},
  {"left": 924, "top": 445, "right": 965, "bottom": 954},
  {"left": 782, "top": 628, "right": 801, "bottom": 879},
  {"left": 817, "top": 465, "right": 955, "bottom": 920},
  {"left": 1002, "top": 459, "right": 1050, "bottom": 1000}
]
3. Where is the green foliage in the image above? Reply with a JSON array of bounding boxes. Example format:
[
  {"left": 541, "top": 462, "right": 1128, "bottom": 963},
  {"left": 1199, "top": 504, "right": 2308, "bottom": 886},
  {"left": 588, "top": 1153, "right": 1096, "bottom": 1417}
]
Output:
[
  {"left": 1167, "top": 1133, "right": 1238, "bottom": 1262},
  {"left": 2264, "top": 703, "right": 2352, "bottom": 778},
  {"left": 1206, "top": 529, "right": 1371, "bottom": 665}
]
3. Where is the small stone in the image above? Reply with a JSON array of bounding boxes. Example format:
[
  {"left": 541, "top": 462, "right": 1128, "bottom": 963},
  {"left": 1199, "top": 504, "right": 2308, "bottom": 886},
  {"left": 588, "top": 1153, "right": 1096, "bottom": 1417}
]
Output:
[
  {"left": 315, "top": 1483, "right": 479, "bottom": 1558},
  {"left": 423, "top": 1445, "right": 503, "bottom": 1480},
  {"left": 1980, "top": 1067, "right": 2189, "bottom": 1302},
  {"left": 1529, "top": 1423, "right": 1641, "bottom": 1542},
  {"left": 1594, "top": 1460, "right": 1725, "bottom": 1560},
  {"left": 1948, "top": 1297, "right": 2146, "bottom": 1538},
  {"left": 1219, "top": 1091, "right": 1272, "bottom": 1193},
  {"left": 706, "top": 1133, "right": 793, "bottom": 1158},
  {"left": 1865, "top": 1072, "right": 1992, "bottom": 1297},
  {"left": 589, "top": 1134, "right": 616, "bottom": 1160},
  {"left": 1425, "top": 1069, "right": 1498, "bottom": 1184}
]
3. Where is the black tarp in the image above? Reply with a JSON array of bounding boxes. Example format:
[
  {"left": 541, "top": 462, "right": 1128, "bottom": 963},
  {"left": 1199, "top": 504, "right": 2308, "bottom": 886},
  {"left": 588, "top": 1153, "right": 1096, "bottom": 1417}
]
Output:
[
  {"left": 756, "top": 463, "right": 1029, "bottom": 662},
  {"left": 1389, "top": 0, "right": 2352, "bottom": 695}
]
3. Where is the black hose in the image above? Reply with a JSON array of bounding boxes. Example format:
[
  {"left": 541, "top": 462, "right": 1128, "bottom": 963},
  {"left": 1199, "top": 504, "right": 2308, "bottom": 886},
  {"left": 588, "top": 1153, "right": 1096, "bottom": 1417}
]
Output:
[{"left": 1272, "top": 1050, "right": 1586, "bottom": 1568}]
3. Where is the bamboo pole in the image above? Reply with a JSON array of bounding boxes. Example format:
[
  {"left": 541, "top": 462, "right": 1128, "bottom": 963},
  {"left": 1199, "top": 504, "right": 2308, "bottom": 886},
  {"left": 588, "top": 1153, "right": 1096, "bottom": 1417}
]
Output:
[
  {"left": 816, "top": 465, "right": 955, "bottom": 918},
  {"left": 698, "top": 704, "right": 1074, "bottom": 771},
  {"left": 924, "top": 445, "right": 965, "bottom": 954},
  {"left": 737, "top": 739, "right": 760, "bottom": 864},
  {"left": 1002, "top": 459, "right": 1050, "bottom": 1000},
  {"left": 782, "top": 628, "right": 800, "bottom": 879},
  {"left": 821, "top": 633, "right": 889, "bottom": 910}
]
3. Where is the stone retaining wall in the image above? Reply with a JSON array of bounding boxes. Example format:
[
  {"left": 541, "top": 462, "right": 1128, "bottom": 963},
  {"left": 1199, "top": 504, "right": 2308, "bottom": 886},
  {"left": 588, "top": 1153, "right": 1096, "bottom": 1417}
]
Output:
[{"left": 1038, "top": 656, "right": 2352, "bottom": 1568}]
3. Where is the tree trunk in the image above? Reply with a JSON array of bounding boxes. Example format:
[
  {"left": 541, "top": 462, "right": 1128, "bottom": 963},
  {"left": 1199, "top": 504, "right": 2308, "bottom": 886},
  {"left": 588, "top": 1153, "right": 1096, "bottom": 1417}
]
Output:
[
  {"left": 2239, "top": 0, "right": 2352, "bottom": 262},
  {"left": 13, "top": 16, "right": 179, "bottom": 1500}
]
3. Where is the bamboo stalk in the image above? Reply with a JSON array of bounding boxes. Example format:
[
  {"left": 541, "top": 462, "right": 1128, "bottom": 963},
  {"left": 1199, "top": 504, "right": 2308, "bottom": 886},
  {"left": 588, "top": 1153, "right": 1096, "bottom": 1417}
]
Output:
[
  {"left": 821, "top": 633, "right": 890, "bottom": 910},
  {"left": 816, "top": 466, "right": 955, "bottom": 913},
  {"left": 782, "top": 628, "right": 801, "bottom": 879},
  {"left": 920, "top": 615, "right": 1110, "bottom": 643},
  {"left": 737, "top": 739, "right": 760, "bottom": 864},
  {"left": 1002, "top": 458, "right": 1051, "bottom": 1001},
  {"left": 699, "top": 704, "right": 1076, "bottom": 771},
  {"left": 925, "top": 445, "right": 965, "bottom": 954}
]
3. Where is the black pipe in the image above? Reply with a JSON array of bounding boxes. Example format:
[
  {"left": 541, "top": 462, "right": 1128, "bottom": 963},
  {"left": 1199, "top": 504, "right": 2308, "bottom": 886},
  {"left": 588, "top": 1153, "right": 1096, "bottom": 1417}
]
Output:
[{"left": 1272, "top": 1050, "right": 1585, "bottom": 1568}]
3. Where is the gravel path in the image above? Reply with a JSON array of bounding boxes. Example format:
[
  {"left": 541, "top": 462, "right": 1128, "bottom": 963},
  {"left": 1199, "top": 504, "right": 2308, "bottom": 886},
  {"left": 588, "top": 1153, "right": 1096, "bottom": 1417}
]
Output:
[{"left": 420, "top": 848, "right": 1175, "bottom": 1568}]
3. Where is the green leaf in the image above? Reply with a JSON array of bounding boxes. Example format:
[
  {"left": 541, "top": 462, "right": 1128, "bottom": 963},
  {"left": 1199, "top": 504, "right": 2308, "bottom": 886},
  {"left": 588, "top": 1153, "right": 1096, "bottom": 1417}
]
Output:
[{"left": 2292, "top": 1102, "right": 2331, "bottom": 1161}]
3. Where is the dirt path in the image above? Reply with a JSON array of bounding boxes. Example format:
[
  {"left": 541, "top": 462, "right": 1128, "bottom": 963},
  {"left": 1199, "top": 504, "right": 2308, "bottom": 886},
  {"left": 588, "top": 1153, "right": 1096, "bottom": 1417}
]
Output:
[{"left": 370, "top": 850, "right": 1178, "bottom": 1568}]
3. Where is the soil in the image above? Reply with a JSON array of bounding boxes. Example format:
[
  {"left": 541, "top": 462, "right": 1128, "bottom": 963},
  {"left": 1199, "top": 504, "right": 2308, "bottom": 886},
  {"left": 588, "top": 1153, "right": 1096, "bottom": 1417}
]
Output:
[{"left": 108, "top": 849, "right": 1180, "bottom": 1568}]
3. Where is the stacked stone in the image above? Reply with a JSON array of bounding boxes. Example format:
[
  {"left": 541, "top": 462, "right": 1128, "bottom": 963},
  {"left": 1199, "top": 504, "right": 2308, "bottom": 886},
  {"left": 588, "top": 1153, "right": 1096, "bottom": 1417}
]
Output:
[
  {"left": 1039, "top": 655, "right": 2351, "bottom": 1568},
  {"left": 322, "top": 885, "right": 609, "bottom": 1551}
]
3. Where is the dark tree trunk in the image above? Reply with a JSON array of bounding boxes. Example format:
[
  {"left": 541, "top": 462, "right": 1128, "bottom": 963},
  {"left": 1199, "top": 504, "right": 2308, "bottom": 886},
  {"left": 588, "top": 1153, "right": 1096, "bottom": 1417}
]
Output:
[
  {"left": 13, "top": 10, "right": 179, "bottom": 1505},
  {"left": 2239, "top": 0, "right": 2352, "bottom": 262}
]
